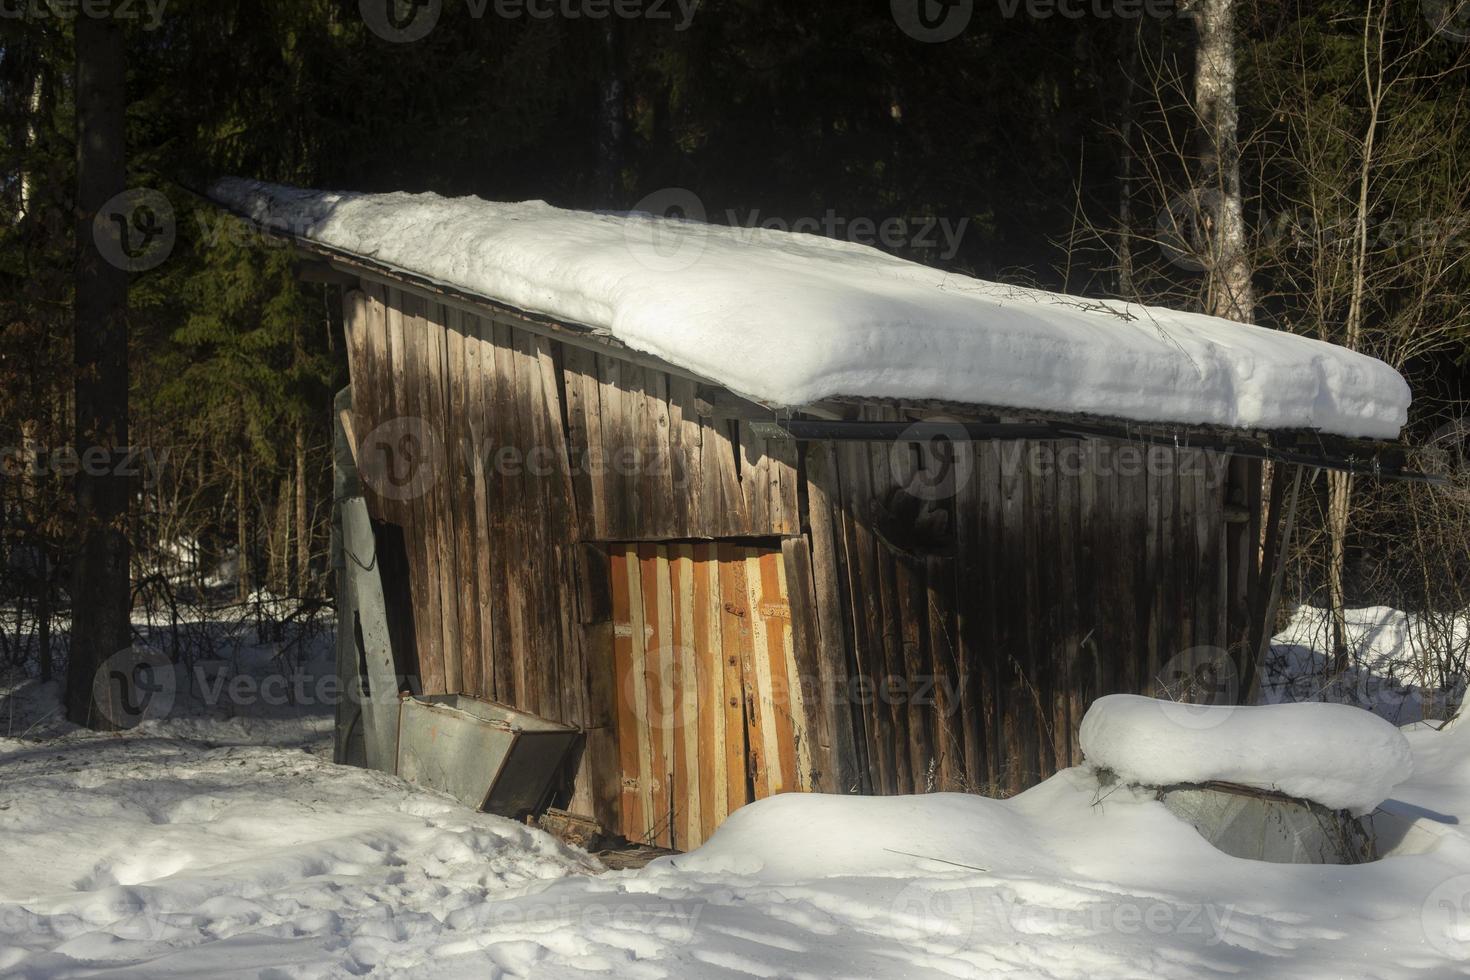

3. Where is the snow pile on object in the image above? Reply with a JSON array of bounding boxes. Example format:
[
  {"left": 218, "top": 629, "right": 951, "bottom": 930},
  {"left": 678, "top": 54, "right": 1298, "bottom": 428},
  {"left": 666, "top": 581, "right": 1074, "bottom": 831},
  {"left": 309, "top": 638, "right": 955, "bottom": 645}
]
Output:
[
  {"left": 1079, "top": 694, "right": 1414, "bottom": 813},
  {"left": 210, "top": 178, "right": 1411, "bottom": 439}
]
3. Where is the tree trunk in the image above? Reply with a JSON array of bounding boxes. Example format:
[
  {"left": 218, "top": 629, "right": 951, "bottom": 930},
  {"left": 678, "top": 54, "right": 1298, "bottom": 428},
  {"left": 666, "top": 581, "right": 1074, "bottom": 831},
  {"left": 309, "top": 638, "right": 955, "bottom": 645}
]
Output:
[
  {"left": 295, "top": 423, "right": 310, "bottom": 595},
  {"left": 594, "top": 19, "right": 625, "bottom": 206},
  {"left": 236, "top": 450, "right": 250, "bottom": 603},
  {"left": 1327, "top": 470, "right": 1354, "bottom": 671},
  {"left": 19, "top": 69, "right": 43, "bottom": 219},
  {"left": 66, "top": 12, "right": 131, "bottom": 729},
  {"left": 1191, "top": 0, "right": 1254, "bottom": 323}
]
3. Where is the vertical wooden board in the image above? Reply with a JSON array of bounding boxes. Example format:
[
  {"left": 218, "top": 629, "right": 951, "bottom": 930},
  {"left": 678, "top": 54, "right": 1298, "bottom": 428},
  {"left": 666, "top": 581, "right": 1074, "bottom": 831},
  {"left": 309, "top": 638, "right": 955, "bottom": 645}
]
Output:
[
  {"left": 704, "top": 419, "right": 750, "bottom": 538},
  {"left": 734, "top": 548, "right": 773, "bottom": 799},
  {"left": 799, "top": 443, "right": 862, "bottom": 794},
  {"left": 692, "top": 542, "right": 728, "bottom": 842},
  {"left": 1199, "top": 452, "right": 1228, "bottom": 652},
  {"left": 402, "top": 292, "right": 446, "bottom": 696},
  {"left": 1144, "top": 446, "right": 1163, "bottom": 696},
  {"left": 381, "top": 285, "right": 409, "bottom": 529},
  {"left": 485, "top": 322, "right": 519, "bottom": 707},
  {"left": 864, "top": 412, "right": 915, "bottom": 793},
  {"left": 882, "top": 419, "right": 934, "bottom": 790},
  {"left": 560, "top": 345, "right": 604, "bottom": 541},
  {"left": 636, "top": 543, "right": 671, "bottom": 847},
  {"left": 534, "top": 340, "right": 583, "bottom": 740},
  {"left": 625, "top": 547, "right": 655, "bottom": 841},
  {"left": 1053, "top": 441, "right": 1082, "bottom": 769},
  {"left": 767, "top": 438, "right": 802, "bottom": 537},
  {"left": 1021, "top": 440, "right": 1052, "bottom": 783},
  {"left": 422, "top": 302, "right": 462, "bottom": 694},
  {"left": 993, "top": 438, "right": 1029, "bottom": 794},
  {"left": 1044, "top": 444, "right": 1069, "bottom": 772},
  {"left": 341, "top": 290, "right": 376, "bottom": 514},
  {"left": 666, "top": 379, "right": 705, "bottom": 535},
  {"left": 362, "top": 286, "right": 392, "bottom": 524},
  {"left": 781, "top": 536, "right": 835, "bottom": 793},
  {"left": 505, "top": 329, "right": 544, "bottom": 713},
  {"left": 654, "top": 545, "right": 677, "bottom": 846},
  {"left": 924, "top": 552, "right": 964, "bottom": 791},
  {"left": 446, "top": 310, "right": 481, "bottom": 698},
  {"left": 639, "top": 372, "right": 676, "bottom": 540},
  {"left": 609, "top": 548, "right": 642, "bottom": 840},
  {"left": 1110, "top": 442, "right": 1137, "bottom": 700},
  {"left": 735, "top": 423, "right": 773, "bottom": 534},
  {"left": 1178, "top": 450, "right": 1202, "bottom": 654},
  {"left": 1154, "top": 451, "right": 1178, "bottom": 696},
  {"left": 669, "top": 543, "right": 700, "bottom": 848},
  {"left": 578, "top": 549, "right": 623, "bottom": 834},
  {"left": 595, "top": 356, "right": 636, "bottom": 539},
  {"left": 717, "top": 543, "right": 753, "bottom": 811},
  {"left": 1071, "top": 439, "right": 1100, "bottom": 748},
  {"left": 515, "top": 331, "right": 553, "bottom": 714},
  {"left": 465, "top": 315, "right": 497, "bottom": 701},
  {"left": 745, "top": 551, "right": 792, "bottom": 796},
  {"left": 948, "top": 441, "right": 979, "bottom": 791},
  {"left": 764, "top": 552, "right": 805, "bottom": 793},
  {"left": 837, "top": 438, "right": 893, "bottom": 795}
]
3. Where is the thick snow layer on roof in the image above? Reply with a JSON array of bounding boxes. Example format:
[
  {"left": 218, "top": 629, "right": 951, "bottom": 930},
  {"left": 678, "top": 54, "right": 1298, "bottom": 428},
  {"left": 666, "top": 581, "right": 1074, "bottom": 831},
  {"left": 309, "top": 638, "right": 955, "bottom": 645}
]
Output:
[
  {"left": 1079, "top": 694, "right": 1414, "bottom": 814},
  {"left": 211, "top": 178, "right": 1411, "bottom": 438}
]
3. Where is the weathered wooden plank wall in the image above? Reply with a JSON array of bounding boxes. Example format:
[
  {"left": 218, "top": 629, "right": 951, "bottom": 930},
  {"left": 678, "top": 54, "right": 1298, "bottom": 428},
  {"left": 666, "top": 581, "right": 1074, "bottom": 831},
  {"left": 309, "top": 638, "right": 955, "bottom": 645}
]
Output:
[
  {"left": 344, "top": 282, "right": 1239, "bottom": 838},
  {"left": 802, "top": 407, "right": 1232, "bottom": 797}
]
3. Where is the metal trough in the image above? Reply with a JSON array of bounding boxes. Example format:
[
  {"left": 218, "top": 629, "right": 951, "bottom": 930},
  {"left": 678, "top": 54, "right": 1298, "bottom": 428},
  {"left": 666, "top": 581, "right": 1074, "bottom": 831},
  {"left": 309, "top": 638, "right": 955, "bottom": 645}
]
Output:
[{"left": 396, "top": 694, "right": 582, "bottom": 819}]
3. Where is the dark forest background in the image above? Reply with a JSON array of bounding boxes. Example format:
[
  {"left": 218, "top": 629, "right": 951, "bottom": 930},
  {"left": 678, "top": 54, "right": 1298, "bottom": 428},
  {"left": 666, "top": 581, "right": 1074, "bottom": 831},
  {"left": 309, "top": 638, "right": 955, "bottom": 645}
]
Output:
[{"left": 2, "top": 0, "right": 1469, "bottom": 713}]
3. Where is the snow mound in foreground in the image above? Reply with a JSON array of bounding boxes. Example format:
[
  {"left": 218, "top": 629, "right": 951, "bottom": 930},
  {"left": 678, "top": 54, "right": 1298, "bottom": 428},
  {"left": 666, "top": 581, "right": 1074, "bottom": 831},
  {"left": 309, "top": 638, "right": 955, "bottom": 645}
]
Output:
[
  {"left": 667, "top": 791, "right": 1059, "bottom": 880},
  {"left": 1079, "top": 694, "right": 1413, "bottom": 814}
]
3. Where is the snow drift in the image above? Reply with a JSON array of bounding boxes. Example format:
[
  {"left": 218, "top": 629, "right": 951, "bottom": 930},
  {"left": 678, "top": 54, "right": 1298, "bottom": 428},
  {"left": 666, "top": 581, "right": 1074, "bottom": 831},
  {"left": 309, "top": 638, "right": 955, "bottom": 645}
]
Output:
[
  {"left": 1079, "top": 694, "right": 1414, "bottom": 813},
  {"left": 209, "top": 178, "right": 1412, "bottom": 439}
]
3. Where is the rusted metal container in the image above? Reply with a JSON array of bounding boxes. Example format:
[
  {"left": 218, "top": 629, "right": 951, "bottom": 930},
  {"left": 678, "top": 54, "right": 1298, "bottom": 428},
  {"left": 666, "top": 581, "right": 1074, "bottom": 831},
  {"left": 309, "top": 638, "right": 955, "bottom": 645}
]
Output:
[{"left": 396, "top": 694, "right": 582, "bottom": 819}]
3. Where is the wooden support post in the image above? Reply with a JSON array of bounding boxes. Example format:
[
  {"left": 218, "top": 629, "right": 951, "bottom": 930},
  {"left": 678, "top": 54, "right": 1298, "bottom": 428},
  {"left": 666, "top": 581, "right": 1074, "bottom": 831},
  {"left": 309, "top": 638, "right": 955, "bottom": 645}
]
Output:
[{"left": 1239, "top": 464, "right": 1304, "bottom": 703}]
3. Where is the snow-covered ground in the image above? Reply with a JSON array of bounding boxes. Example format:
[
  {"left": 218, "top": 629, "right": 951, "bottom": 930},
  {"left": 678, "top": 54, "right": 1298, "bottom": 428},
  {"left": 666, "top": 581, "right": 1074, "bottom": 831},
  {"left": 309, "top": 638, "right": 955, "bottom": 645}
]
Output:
[{"left": 3, "top": 608, "right": 1470, "bottom": 978}]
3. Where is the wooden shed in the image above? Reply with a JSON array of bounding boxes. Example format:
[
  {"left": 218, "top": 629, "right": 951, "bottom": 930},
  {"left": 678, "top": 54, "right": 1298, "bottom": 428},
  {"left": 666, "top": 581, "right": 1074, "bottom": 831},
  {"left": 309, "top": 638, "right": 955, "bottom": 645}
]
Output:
[{"left": 212, "top": 181, "right": 1421, "bottom": 851}]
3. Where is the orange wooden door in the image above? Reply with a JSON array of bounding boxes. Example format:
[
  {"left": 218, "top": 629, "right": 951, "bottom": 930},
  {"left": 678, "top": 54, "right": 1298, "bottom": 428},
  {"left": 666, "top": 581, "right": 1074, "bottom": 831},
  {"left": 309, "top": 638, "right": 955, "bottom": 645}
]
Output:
[{"left": 608, "top": 542, "right": 813, "bottom": 850}]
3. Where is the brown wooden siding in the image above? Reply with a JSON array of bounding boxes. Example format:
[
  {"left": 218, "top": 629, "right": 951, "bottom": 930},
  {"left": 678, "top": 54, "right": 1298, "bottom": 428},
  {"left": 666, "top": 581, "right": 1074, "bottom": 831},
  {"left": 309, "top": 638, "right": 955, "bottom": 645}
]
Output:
[{"left": 343, "top": 281, "right": 1238, "bottom": 835}]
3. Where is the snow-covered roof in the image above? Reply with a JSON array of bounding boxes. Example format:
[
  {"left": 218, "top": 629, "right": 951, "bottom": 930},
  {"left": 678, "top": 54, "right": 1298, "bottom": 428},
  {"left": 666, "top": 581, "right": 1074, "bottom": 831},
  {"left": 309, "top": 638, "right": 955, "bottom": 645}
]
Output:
[{"left": 211, "top": 178, "right": 1411, "bottom": 440}]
